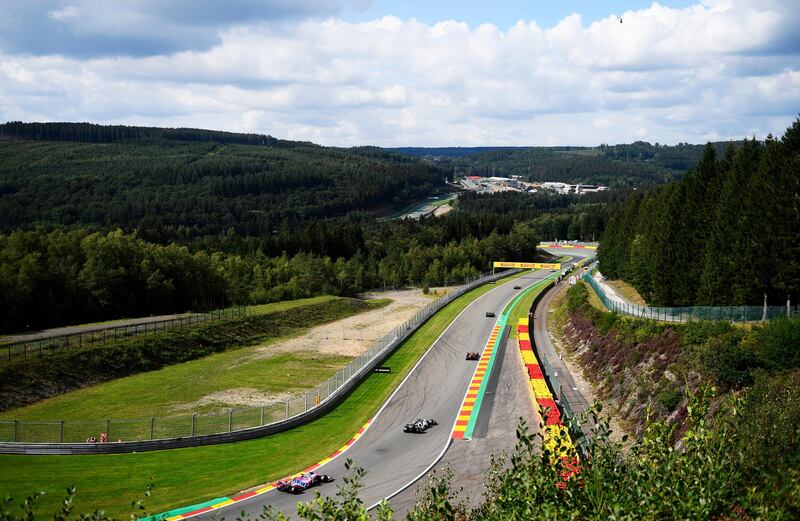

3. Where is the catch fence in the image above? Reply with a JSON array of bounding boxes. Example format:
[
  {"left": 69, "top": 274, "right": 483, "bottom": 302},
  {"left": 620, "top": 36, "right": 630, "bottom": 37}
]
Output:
[
  {"left": 1, "top": 307, "right": 250, "bottom": 365},
  {"left": 0, "top": 269, "right": 517, "bottom": 444},
  {"left": 583, "top": 272, "right": 798, "bottom": 323}
]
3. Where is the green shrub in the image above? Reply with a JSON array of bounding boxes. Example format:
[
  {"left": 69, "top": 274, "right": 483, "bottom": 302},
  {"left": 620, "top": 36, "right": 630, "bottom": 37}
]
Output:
[
  {"left": 752, "top": 317, "right": 800, "bottom": 371},
  {"left": 696, "top": 329, "right": 754, "bottom": 389},
  {"left": 655, "top": 386, "right": 681, "bottom": 411}
]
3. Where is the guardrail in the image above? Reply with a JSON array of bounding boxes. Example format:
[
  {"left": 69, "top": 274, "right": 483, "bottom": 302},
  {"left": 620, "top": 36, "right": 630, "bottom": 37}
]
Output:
[
  {"left": 0, "top": 269, "right": 520, "bottom": 453},
  {"left": 527, "top": 259, "right": 595, "bottom": 456},
  {"left": 582, "top": 272, "right": 798, "bottom": 322},
  {"left": 1, "top": 307, "right": 251, "bottom": 365}
]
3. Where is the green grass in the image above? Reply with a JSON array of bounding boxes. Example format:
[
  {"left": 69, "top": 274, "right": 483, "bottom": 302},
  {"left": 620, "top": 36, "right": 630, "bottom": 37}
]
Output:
[
  {"left": 604, "top": 279, "right": 648, "bottom": 306},
  {"left": 0, "top": 273, "right": 523, "bottom": 519},
  {"left": 0, "top": 348, "right": 352, "bottom": 420},
  {"left": 503, "top": 273, "right": 557, "bottom": 339},
  {"left": 0, "top": 297, "right": 388, "bottom": 419},
  {"left": 248, "top": 295, "right": 341, "bottom": 315},
  {"left": 0, "top": 296, "right": 340, "bottom": 341}
]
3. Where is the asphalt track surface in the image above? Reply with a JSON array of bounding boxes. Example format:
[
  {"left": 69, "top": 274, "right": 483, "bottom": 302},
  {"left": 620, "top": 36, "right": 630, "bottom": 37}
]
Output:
[
  {"left": 389, "top": 247, "right": 596, "bottom": 517},
  {"left": 193, "top": 271, "right": 551, "bottom": 520},
  {"left": 194, "top": 248, "right": 594, "bottom": 519}
]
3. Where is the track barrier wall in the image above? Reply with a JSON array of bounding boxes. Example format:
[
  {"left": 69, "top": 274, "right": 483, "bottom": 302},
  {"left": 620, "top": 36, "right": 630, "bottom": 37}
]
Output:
[
  {"left": 583, "top": 271, "right": 798, "bottom": 323},
  {"left": 526, "top": 257, "right": 595, "bottom": 457},
  {"left": 0, "top": 269, "right": 521, "bottom": 453}
]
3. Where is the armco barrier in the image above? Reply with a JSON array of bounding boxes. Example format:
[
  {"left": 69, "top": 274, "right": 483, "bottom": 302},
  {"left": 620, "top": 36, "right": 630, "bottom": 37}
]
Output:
[
  {"left": 582, "top": 271, "right": 798, "bottom": 322},
  {"left": 528, "top": 281, "right": 594, "bottom": 456},
  {"left": 0, "top": 269, "right": 521, "bottom": 454}
]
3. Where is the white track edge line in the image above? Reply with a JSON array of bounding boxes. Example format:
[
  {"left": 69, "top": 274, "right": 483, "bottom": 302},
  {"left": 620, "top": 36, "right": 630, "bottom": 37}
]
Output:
[
  {"left": 367, "top": 270, "right": 552, "bottom": 511},
  {"left": 187, "top": 272, "right": 525, "bottom": 519}
]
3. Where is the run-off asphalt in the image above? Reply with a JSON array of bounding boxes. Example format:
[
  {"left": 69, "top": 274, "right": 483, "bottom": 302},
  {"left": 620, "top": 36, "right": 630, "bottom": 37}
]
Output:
[{"left": 192, "top": 270, "right": 555, "bottom": 520}]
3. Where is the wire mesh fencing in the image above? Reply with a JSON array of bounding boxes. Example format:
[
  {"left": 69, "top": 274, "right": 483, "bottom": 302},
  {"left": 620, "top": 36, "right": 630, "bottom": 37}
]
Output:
[
  {"left": 0, "top": 269, "right": 518, "bottom": 444},
  {"left": 582, "top": 272, "right": 797, "bottom": 323},
  {"left": 1, "top": 307, "right": 251, "bottom": 365}
]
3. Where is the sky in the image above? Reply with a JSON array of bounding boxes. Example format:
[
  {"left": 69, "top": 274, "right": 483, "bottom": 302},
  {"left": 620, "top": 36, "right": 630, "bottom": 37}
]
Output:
[{"left": 0, "top": 0, "right": 798, "bottom": 146}]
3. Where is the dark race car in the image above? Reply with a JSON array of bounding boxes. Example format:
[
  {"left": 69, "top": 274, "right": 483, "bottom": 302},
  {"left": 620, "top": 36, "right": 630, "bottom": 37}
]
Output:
[
  {"left": 465, "top": 352, "right": 480, "bottom": 360},
  {"left": 404, "top": 418, "right": 438, "bottom": 433},
  {"left": 275, "top": 472, "right": 335, "bottom": 494},
  {"left": 485, "top": 311, "right": 496, "bottom": 318},
  {"left": 513, "top": 285, "right": 522, "bottom": 289}
]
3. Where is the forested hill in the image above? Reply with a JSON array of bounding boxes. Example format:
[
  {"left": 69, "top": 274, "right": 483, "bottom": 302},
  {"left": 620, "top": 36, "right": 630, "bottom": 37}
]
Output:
[
  {"left": 0, "top": 121, "right": 283, "bottom": 146},
  {"left": 394, "top": 142, "right": 734, "bottom": 188},
  {"left": 599, "top": 118, "right": 800, "bottom": 308},
  {"left": 0, "top": 122, "right": 447, "bottom": 242}
]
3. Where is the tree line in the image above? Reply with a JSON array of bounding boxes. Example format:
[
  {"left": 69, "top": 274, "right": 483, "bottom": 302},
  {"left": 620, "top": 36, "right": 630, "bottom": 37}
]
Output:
[
  {"left": 0, "top": 122, "right": 621, "bottom": 332},
  {"left": 0, "top": 137, "right": 446, "bottom": 239},
  {"left": 599, "top": 118, "right": 800, "bottom": 307},
  {"left": 0, "top": 121, "right": 280, "bottom": 146},
  {"left": 420, "top": 142, "right": 734, "bottom": 188},
  {"left": 0, "top": 220, "right": 542, "bottom": 332}
]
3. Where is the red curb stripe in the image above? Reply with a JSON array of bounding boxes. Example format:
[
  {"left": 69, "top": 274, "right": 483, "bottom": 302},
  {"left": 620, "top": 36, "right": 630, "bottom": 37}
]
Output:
[
  {"left": 232, "top": 491, "right": 258, "bottom": 501},
  {"left": 184, "top": 506, "right": 214, "bottom": 516}
]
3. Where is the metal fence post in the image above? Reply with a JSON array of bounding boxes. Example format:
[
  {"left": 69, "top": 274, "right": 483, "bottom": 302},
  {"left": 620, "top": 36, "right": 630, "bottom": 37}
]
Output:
[
  {"left": 150, "top": 417, "right": 155, "bottom": 440},
  {"left": 13, "top": 420, "right": 17, "bottom": 442},
  {"left": 228, "top": 409, "right": 233, "bottom": 432},
  {"left": 60, "top": 420, "right": 64, "bottom": 442},
  {"left": 304, "top": 393, "right": 308, "bottom": 412},
  {"left": 285, "top": 399, "right": 289, "bottom": 420},
  {"left": 260, "top": 406, "right": 264, "bottom": 426},
  {"left": 191, "top": 413, "right": 196, "bottom": 436}
]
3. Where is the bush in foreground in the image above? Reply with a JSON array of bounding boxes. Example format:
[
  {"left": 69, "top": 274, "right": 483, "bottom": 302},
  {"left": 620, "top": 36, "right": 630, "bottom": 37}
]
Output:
[{"left": 4, "top": 387, "right": 799, "bottom": 520}]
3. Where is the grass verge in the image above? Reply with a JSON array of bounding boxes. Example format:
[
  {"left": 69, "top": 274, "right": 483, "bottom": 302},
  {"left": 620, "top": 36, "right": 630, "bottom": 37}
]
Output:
[
  {"left": 504, "top": 273, "right": 557, "bottom": 339},
  {"left": 0, "top": 297, "right": 387, "bottom": 415},
  {"left": 0, "top": 272, "right": 524, "bottom": 518},
  {"left": 604, "top": 279, "right": 648, "bottom": 306}
]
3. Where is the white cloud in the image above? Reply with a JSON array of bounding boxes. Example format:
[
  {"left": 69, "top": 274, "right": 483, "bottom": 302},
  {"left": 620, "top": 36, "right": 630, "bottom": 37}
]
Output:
[
  {"left": 48, "top": 5, "right": 80, "bottom": 21},
  {"left": 0, "top": 0, "right": 798, "bottom": 146}
]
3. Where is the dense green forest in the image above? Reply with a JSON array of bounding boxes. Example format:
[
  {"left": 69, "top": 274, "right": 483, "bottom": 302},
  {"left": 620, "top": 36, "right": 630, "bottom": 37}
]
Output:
[
  {"left": 0, "top": 123, "right": 617, "bottom": 333},
  {"left": 0, "top": 192, "right": 610, "bottom": 333},
  {"left": 599, "top": 118, "right": 800, "bottom": 307},
  {"left": 0, "top": 124, "right": 446, "bottom": 242},
  {"left": 397, "top": 142, "right": 732, "bottom": 188}
]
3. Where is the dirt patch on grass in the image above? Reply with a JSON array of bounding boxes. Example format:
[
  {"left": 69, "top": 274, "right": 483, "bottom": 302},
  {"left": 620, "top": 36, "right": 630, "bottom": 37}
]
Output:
[
  {"left": 434, "top": 203, "right": 453, "bottom": 217},
  {"left": 254, "top": 288, "right": 445, "bottom": 358},
  {"left": 173, "top": 388, "right": 293, "bottom": 411}
]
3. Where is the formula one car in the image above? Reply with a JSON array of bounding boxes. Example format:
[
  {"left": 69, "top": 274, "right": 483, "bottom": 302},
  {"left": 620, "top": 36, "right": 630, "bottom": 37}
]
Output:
[
  {"left": 275, "top": 472, "right": 335, "bottom": 494},
  {"left": 465, "top": 352, "right": 480, "bottom": 360},
  {"left": 404, "top": 418, "right": 438, "bottom": 433},
  {"left": 513, "top": 285, "right": 522, "bottom": 289},
  {"left": 485, "top": 311, "right": 496, "bottom": 318}
]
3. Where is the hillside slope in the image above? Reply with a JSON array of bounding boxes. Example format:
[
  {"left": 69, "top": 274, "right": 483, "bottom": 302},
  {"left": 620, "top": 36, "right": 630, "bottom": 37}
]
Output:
[{"left": 0, "top": 123, "right": 446, "bottom": 241}]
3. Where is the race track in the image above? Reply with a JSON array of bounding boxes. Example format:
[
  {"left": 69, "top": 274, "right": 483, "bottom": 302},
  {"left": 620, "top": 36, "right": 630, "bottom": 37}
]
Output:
[{"left": 192, "top": 248, "right": 594, "bottom": 519}]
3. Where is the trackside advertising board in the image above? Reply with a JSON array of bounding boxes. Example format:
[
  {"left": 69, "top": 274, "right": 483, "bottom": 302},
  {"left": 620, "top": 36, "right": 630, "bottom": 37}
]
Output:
[{"left": 493, "top": 261, "right": 561, "bottom": 270}]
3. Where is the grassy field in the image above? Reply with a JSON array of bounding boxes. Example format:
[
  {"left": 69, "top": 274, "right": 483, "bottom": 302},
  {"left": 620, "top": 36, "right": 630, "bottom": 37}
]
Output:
[
  {"left": 0, "top": 297, "right": 340, "bottom": 341},
  {"left": 0, "top": 347, "right": 352, "bottom": 420},
  {"left": 604, "top": 279, "right": 648, "bottom": 306},
  {"left": 0, "top": 272, "right": 524, "bottom": 518},
  {"left": 0, "top": 297, "right": 387, "bottom": 417},
  {"left": 248, "top": 295, "right": 343, "bottom": 315}
]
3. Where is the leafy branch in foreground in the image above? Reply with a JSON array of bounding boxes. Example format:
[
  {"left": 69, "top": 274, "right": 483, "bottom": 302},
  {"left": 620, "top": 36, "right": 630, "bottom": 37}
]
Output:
[{"left": 4, "top": 385, "right": 800, "bottom": 520}]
